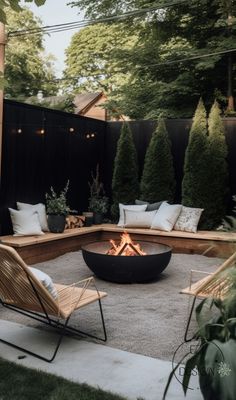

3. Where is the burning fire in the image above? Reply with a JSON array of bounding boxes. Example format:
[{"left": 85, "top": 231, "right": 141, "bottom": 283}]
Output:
[{"left": 107, "top": 232, "right": 146, "bottom": 256}]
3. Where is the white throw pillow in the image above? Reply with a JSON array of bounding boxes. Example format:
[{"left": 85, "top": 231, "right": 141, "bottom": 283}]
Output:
[
  {"left": 118, "top": 204, "right": 147, "bottom": 227},
  {"left": 151, "top": 202, "right": 182, "bottom": 231},
  {"left": 9, "top": 208, "right": 44, "bottom": 236},
  {"left": 174, "top": 206, "right": 204, "bottom": 233},
  {"left": 124, "top": 210, "right": 157, "bottom": 228},
  {"left": 29, "top": 267, "right": 58, "bottom": 299},
  {"left": 17, "top": 202, "right": 49, "bottom": 232}
]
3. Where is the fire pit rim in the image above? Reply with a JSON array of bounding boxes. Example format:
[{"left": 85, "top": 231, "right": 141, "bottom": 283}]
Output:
[{"left": 81, "top": 240, "right": 172, "bottom": 256}]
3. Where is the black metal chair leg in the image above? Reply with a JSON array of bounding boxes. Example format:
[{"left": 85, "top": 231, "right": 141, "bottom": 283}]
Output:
[
  {"left": 184, "top": 296, "right": 197, "bottom": 342},
  {"left": 0, "top": 316, "right": 71, "bottom": 363},
  {"left": 0, "top": 296, "right": 107, "bottom": 362},
  {"left": 63, "top": 298, "right": 107, "bottom": 342}
]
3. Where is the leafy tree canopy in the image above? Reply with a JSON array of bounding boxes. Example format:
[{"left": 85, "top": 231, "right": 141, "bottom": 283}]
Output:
[
  {"left": 63, "top": 23, "right": 138, "bottom": 93},
  {"left": 0, "top": 0, "right": 46, "bottom": 23},
  {"left": 69, "top": 0, "right": 134, "bottom": 18},
  {"left": 5, "top": 7, "right": 57, "bottom": 99},
  {"left": 69, "top": 0, "right": 236, "bottom": 118}
]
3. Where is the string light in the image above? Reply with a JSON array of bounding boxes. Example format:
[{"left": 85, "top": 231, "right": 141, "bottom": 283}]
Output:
[{"left": 85, "top": 132, "right": 97, "bottom": 139}]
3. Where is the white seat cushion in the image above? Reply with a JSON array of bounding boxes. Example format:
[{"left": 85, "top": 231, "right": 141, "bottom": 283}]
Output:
[
  {"left": 118, "top": 204, "right": 147, "bottom": 227},
  {"left": 9, "top": 208, "right": 44, "bottom": 236},
  {"left": 124, "top": 210, "right": 157, "bottom": 228},
  {"left": 151, "top": 202, "right": 182, "bottom": 231},
  {"left": 174, "top": 206, "right": 204, "bottom": 233},
  {"left": 29, "top": 267, "right": 58, "bottom": 299},
  {"left": 17, "top": 202, "right": 49, "bottom": 232}
]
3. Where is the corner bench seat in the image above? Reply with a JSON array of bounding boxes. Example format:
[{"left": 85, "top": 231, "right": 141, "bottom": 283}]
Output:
[{"left": 0, "top": 224, "right": 236, "bottom": 264}]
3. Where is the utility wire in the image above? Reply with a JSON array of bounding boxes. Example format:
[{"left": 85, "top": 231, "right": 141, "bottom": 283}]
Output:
[
  {"left": 8, "top": 0, "right": 189, "bottom": 37},
  {"left": 140, "top": 47, "right": 236, "bottom": 68},
  {"left": 34, "top": 46, "right": 236, "bottom": 85}
]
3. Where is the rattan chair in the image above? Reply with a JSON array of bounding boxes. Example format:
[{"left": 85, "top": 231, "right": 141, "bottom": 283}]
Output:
[
  {"left": 0, "top": 244, "right": 107, "bottom": 362},
  {"left": 181, "top": 251, "right": 236, "bottom": 341}
]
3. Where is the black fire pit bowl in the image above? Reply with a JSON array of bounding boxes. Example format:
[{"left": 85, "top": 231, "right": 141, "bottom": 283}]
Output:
[{"left": 81, "top": 241, "right": 172, "bottom": 283}]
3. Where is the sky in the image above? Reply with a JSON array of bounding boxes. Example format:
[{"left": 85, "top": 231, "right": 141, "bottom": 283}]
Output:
[{"left": 27, "top": 0, "right": 84, "bottom": 77}]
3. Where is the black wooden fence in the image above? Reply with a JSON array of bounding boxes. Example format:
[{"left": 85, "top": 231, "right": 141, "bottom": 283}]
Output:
[
  {"left": 0, "top": 100, "right": 106, "bottom": 234},
  {"left": 0, "top": 99, "right": 236, "bottom": 234}
]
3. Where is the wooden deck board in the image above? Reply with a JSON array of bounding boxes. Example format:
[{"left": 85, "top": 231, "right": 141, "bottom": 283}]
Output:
[{"left": 0, "top": 224, "right": 235, "bottom": 263}]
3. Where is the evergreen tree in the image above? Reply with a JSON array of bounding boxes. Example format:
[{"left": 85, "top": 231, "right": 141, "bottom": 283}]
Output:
[
  {"left": 140, "top": 118, "right": 176, "bottom": 203},
  {"left": 205, "top": 100, "right": 229, "bottom": 228},
  {"left": 182, "top": 99, "right": 209, "bottom": 215},
  {"left": 111, "top": 123, "right": 139, "bottom": 219}
]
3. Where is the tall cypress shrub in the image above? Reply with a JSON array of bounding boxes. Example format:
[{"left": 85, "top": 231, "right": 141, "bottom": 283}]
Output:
[
  {"left": 205, "top": 100, "right": 228, "bottom": 228},
  {"left": 111, "top": 122, "right": 139, "bottom": 219},
  {"left": 182, "top": 98, "right": 209, "bottom": 214},
  {"left": 140, "top": 118, "right": 176, "bottom": 203}
]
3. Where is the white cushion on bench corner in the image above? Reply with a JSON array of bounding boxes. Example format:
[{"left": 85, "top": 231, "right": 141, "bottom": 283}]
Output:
[
  {"left": 118, "top": 203, "right": 147, "bottom": 227},
  {"left": 174, "top": 206, "right": 204, "bottom": 233},
  {"left": 9, "top": 208, "right": 44, "bottom": 236},
  {"left": 29, "top": 267, "right": 58, "bottom": 299},
  {"left": 151, "top": 202, "right": 182, "bottom": 231},
  {"left": 17, "top": 202, "right": 49, "bottom": 232},
  {"left": 124, "top": 210, "right": 157, "bottom": 228}
]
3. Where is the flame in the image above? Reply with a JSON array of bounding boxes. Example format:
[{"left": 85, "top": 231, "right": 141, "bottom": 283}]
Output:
[{"left": 107, "top": 232, "right": 146, "bottom": 256}]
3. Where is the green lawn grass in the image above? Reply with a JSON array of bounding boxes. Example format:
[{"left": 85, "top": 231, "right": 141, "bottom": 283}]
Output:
[{"left": 0, "top": 358, "right": 127, "bottom": 400}]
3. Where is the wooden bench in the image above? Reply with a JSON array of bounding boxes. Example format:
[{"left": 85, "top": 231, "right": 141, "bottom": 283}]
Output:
[{"left": 0, "top": 223, "right": 236, "bottom": 264}]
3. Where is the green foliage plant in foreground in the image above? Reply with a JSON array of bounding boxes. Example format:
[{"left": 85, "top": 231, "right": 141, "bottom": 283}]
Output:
[
  {"left": 0, "top": 357, "right": 127, "bottom": 400},
  {"left": 111, "top": 122, "right": 139, "bottom": 219},
  {"left": 140, "top": 117, "right": 176, "bottom": 203},
  {"left": 163, "top": 267, "right": 236, "bottom": 400}
]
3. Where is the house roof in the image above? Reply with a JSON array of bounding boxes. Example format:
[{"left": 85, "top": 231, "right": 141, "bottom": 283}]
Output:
[{"left": 74, "top": 92, "right": 104, "bottom": 114}]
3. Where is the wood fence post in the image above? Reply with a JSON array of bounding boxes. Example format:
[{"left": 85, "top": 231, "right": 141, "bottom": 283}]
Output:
[{"left": 0, "top": 23, "right": 6, "bottom": 181}]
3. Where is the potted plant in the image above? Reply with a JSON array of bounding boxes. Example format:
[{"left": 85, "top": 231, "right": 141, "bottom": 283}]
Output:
[
  {"left": 88, "top": 165, "right": 109, "bottom": 225},
  {"left": 163, "top": 267, "right": 236, "bottom": 400},
  {"left": 46, "top": 181, "right": 71, "bottom": 233}
]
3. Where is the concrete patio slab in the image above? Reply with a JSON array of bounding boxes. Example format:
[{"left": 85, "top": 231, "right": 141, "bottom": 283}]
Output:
[{"left": 0, "top": 320, "right": 203, "bottom": 400}]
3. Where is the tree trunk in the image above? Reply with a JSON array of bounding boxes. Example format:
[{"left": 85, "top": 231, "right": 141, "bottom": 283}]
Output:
[
  {"left": 227, "top": 53, "right": 234, "bottom": 111},
  {"left": 227, "top": 7, "right": 234, "bottom": 112},
  {"left": 0, "top": 23, "right": 6, "bottom": 181}
]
